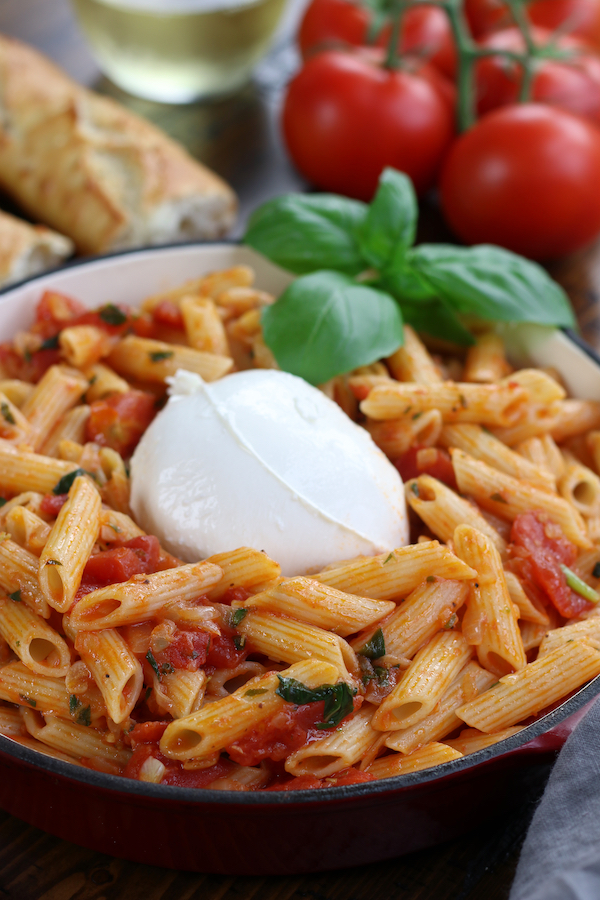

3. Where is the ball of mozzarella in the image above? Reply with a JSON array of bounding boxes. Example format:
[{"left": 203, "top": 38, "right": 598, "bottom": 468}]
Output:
[{"left": 130, "top": 369, "right": 409, "bottom": 576}]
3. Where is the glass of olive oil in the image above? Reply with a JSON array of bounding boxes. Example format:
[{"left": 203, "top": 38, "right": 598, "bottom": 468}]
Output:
[{"left": 70, "top": 0, "right": 287, "bottom": 103}]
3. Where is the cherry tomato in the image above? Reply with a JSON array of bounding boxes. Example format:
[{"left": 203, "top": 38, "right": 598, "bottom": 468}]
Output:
[
  {"left": 466, "top": 0, "right": 600, "bottom": 48},
  {"left": 282, "top": 50, "right": 455, "bottom": 200},
  {"left": 439, "top": 103, "right": 600, "bottom": 260},
  {"left": 298, "top": 0, "right": 456, "bottom": 78},
  {"left": 85, "top": 389, "right": 156, "bottom": 457},
  {"left": 476, "top": 26, "right": 600, "bottom": 125}
]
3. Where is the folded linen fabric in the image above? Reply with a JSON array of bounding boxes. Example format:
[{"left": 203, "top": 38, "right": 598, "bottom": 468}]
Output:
[{"left": 510, "top": 696, "right": 600, "bottom": 900}]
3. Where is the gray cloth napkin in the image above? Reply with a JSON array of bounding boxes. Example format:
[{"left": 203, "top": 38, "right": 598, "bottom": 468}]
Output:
[{"left": 510, "top": 696, "right": 600, "bottom": 900}]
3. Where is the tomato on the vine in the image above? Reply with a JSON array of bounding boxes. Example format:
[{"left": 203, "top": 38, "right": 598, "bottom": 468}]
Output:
[
  {"left": 465, "top": 0, "right": 600, "bottom": 48},
  {"left": 282, "top": 49, "right": 455, "bottom": 201},
  {"left": 440, "top": 103, "right": 600, "bottom": 260},
  {"left": 475, "top": 27, "right": 600, "bottom": 125},
  {"left": 298, "top": 0, "right": 456, "bottom": 77}
]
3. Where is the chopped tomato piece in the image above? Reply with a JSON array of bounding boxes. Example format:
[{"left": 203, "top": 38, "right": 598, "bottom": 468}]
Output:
[
  {"left": 127, "top": 721, "right": 170, "bottom": 747},
  {"left": 40, "top": 493, "right": 68, "bottom": 517},
  {"left": 162, "top": 758, "right": 235, "bottom": 788},
  {"left": 159, "top": 629, "right": 211, "bottom": 671},
  {"left": 85, "top": 390, "right": 156, "bottom": 457},
  {"left": 218, "top": 586, "right": 252, "bottom": 606},
  {"left": 267, "top": 774, "right": 323, "bottom": 791},
  {"left": 35, "top": 290, "right": 86, "bottom": 337},
  {"left": 131, "top": 312, "right": 158, "bottom": 339},
  {"left": 393, "top": 446, "right": 458, "bottom": 490},
  {"left": 152, "top": 300, "right": 185, "bottom": 330},
  {"left": 69, "top": 306, "right": 132, "bottom": 336},
  {"left": 227, "top": 702, "right": 327, "bottom": 766},
  {"left": 0, "top": 344, "right": 61, "bottom": 382},
  {"left": 205, "top": 631, "right": 248, "bottom": 669},
  {"left": 509, "top": 512, "right": 590, "bottom": 618},
  {"left": 323, "top": 767, "right": 375, "bottom": 787},
  {"left": 78, "top": 536, "right": 162, "bottom": 597}
]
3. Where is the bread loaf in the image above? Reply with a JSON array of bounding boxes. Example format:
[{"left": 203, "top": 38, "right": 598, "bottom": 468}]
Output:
[
  {"left": 0, "top": 35, "right": 237, "bottom": 254},
  {"left": 0, "top": 210, "right": 73, "bottom": 286}
]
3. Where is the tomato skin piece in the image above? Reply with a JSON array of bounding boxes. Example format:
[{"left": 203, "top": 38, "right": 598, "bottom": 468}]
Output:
[
  {"left": 160, "top": 629, "right": 211, "bottom": 671},
  {"left": 40, "top": 493, "right": 68, "bottom": 517},
  {"left": 205, "top": 632, "right": 248, "bottom": 669},
  {"left": 282, "top": 50, "right": 455, "bottom": 201},
  {"left": 85, "top": 389, "right": 156, "bottom": 457},
  {"left": 393, "top": 446, "right": 458, "bottom": 490},
  {"left": 78, "top": 536, "right": 162, "bottom": 596},
  {"left": 475, "top": 27, "right": 600, "bottom": 126},
  {"left": 298, "top": 0, "right": 456, "bottom": 78},
  {"left": 440, "top": 103, "right": 600, "bottom": 260},
  {"left": 152, "top": 300, "right": 185, "bottom": 330},
  {"left": 509, "top": 512, "right": 591, "bottom": 618},
  {"left": 227, "top": 702, "right": 326, "bottom": 766}
]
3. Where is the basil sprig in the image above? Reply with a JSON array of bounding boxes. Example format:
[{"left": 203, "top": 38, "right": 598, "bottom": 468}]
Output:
[{"left": 244, "top": 168, "right": 575, "bottom": 386}]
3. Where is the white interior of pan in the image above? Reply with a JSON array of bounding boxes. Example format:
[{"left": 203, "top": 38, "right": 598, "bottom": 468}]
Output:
[{"left": 0, "top": 243, "right": 598, "bottom": 401}]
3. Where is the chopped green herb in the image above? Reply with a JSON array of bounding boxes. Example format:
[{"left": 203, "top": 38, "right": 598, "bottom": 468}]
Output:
[
  {"left": 149, "top": 350, "right": 174, "bottom": 363},
  {"left": 69, "top": 694, "right": 79, "bottom": 716},
  {"left": 383, "top": 552, "right": 394, "bottom": 565},
  {"left": 23, "top": 348, "right": 32, "bottom": 364},
  {"left": 593, "top": 562, "right": 600, "bottom": 580},
  {"left": 276, "top": 675, "right": 356, "bottom": 729},
  {"left": 230, "top": 608, "right": 248, "bottom": 627},
  {"left": 19, "top": 694, "right": 36, "bottom": 707},
  {"left": 358, "top": 627, "right": 385, "bottom": 660},
  {"left": 443, "top": 613, "right": 458, "bottom": 630},
  {"left": 146, "top": 649, "right": 161, "bottom": 680},
  {"left": 426, "top": 575, "right": 435, "bottom": 583},
  {"left": 0, "top": 499, "right": 6, "bottom": 508},
  {"left": 99, "top": 304, "right": 127, "bottom": 326},
  {"left": 69, "top": 694, "right": 91, "bottom": 726},
  {"left": 244, "top": 688, "right": 269, "bottom": 698},
  {"left": 412, "top": 411, "right": 423, "bottom": 421},
  {"left": 144, "top": 686, "right": 152, "bottom": 702},
  {"left": 88, "top": 375, "right": 97, "bottom": 387},
  {"left": 403, "top": 406, "right": 412, "bottom": 415},
  {"left": 0, "top": 403, "right": 15, "bottom": 425},
  {"left": 160, "top": 662, "right": 175, "bottom": 675},
  {"left": 46, "top": 559, "right": 62, "bottom": 566},
  {"left": 490, "top": 492, "right": 507, "bottom": 504},
  {"left": 52, "top": 468, "right": 86, "bottom": 495},
  {"left": 40, "top": 334, "right": 60, "bottom": 350},
  {"left": 108, "top": 523, "right": 121, "bottom": 533},
  {"left": 561, "top": 565, "right": 600, "bottom": 603},
  {"left": 8, "top": 590, "right": 21, "bottom": 603},
  {"left": 458, "top": 393, "right": 468, "bottom": 409},
  {"left": 373, "top": 666, "right": 389, "bottom": 686},
  {"left": 411, "top": 482, "right": 419, "bottom": 496},
  {"left": 233, "top": 635, "right": 246, "bottom": 651},
  {"left": 488, "top": 682, "right": 500, "bottom": 690}
]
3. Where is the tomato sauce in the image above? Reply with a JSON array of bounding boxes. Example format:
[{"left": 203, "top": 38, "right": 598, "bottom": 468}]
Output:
[
  {"left": 85, "top": 390, "right": 157, "bottom": 457},
  {"left": 393, "top": 446, "right": 458, "bottom": 490}
]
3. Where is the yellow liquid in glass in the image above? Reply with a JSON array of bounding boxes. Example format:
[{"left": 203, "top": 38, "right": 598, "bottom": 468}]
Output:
[{"left": 71, "top": 0, "right": 287, "bottom": 102}]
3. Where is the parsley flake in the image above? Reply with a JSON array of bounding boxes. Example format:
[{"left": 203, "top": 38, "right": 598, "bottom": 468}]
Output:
[
  {"left": 19, "top": 694, "right": 36, "bottom": 708},
  {"left": 149, "top": 350, "right": 174, "bottom": 363},
  {"left": 230, "top": 608, "right": 248, "bottom": 627},
  {"left": 40, "top": 334, "right": 60, "bottom": 350},
  {"left": 490, "top": 492, "right": 507, "bottom": 504},
  {"left": 358, "top": 627, "right": 386, "bottom": 660},
  {"left": 0, "top": 403, "right": 15, "bottom": 425},
  {"left": 244, "top": 688, "right": 268, "bottom": 698},
  {"left": 9, "top": 590, "right": 21, "bottom": 603},
  {"left": 99, "top": 304, "right": 127, "bottom": 326}
]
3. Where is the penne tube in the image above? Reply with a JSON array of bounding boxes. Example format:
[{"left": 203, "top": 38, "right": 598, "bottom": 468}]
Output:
[
  {"left": 0, "top": 536, "right": 49, "bottom": 618},
  {"left": 406, "top": 475, "right": 506, "bottom": 555},
  {"left": 386, "top": 326, "right": 442, "bottom": 384},
  {"left": 240, "top": 576, "right": 395, "bottom": 637},
  {"left": 205, "top": 547, "right": 281, "bottom": 600},
  {"left": 237, "top": 610, "right": 358, "bottom": 680},
  {"left": 491, "top": 402, "right": 564, "bottom": 446},
  {"left": 0, "top": 380, "right": 33, "bottom": 408},
  {"left": 557, "top": 450, "right": 600, "bottom": 518},
  {"left": 159, "top": 658, "right": 341, "bottom": 763},
  {"left": 456, "top": 639, "right": 600, "bottom": 733},
  {"left": 451, "top": 449, "right": 592, "bottom": 548},
  {"left": 180, "top": 295, "right": 230, "bottom": 356},
  {"left": 154, "top": 669, "right": 207, "bottom": 720},
  {"left": 384, "top": 661, "right": 496, "bottom": 755},
  {"left": 108, "top": 335, "right": 233, "bottom": 384},
  {"left": 285, "top": 704, "right": 380, "bottom": 778},
  {"left": 462, "top": 333, "right": 511, "bottom": 383},
  {"left": 67, "top": 562, "right": 223, "bottom": 630},
  {"left": 453, "top": 525, "right": 526, "bottom": 677},
  {"left": 440, "top": 423, "right": 556, "bottom": 491},
  {"left": 313, "top": 541, "right": 476, "bottom": 601},
  {"left": 351, "top": 578, "right": 469, "bottom": 660},
  {"left": 39, "top": 475, "right": 102, "bottom": 613},
  {"left": 360, "top": 379, "right": 528, "bottom": 427},
  {"left": 21, "top": 365, "right": 89, "bottom": 451},
  {"left": 209, "top": 764, "right": 270, "bottom": 792},
  {"left": 215, "top": 285, "right": 274, "bottom": 318},
  {"left": 4, "top": 505, "right": 51, "bottom": 556},
  {"left": 365, "top": 409, "right": 442, "bottom": 458},
  {"left": 59, "top": 325, "right": 114, "bottom": 369},
  {"left": 98, "top": 447, "right": 131, "bottom": 515},
  {"left": 75, "top": 629, "right": 143, "bottom": 723},
  {"left": 504, "top": 369, "right": 565, "bottom": 404},
  {"left": 538, "top": 618, "right": 600, "bottom": 657},
  {"left": 0, "top": 595, "right": 71, "bottom": 677},
  {"left": 504, "top": 571, "right": 549, "bottom": 627},
  {"left": 371, "top": 632, "right": 473, "bottom": 731},
  {"left": 0, "top": 442, "right": 79, "bottom": 495},
  {"left": 84, "top": 363, "right": 129, "bottom": 402},
  {"left": 20, "top": 708, "right": 131, "bottom": 768},
  {"left": 444, "top": 726, "right": 523, "bottom": 755},
  {"left": 0, "top": 660, "right": 72, "bottom": 718},
  {"left": 549, "top": 400, "right": 600, "bottom": 443},
  {"left": 141, "top": 266, "right": 254, "bottom": 313},
  {"left": 0, "top": 705, "right": 24, "bottom": 736},
  {"left": 516, "top": 435, "right": 565, "bottom": 481},
  {"left": 41, "top": 405, "right": 91, "bottom": 458},
  {"left": 366, "top": 742, "right": 463, "bottom": 780},
  {"left": 0, "top": 390, "right": 36, "bottom": 445}
]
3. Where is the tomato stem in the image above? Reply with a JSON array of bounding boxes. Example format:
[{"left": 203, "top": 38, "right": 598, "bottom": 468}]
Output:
[
  {"left": 505, "top": 0, "right": 536, "bottom": 101},
  {"left": 385, "top": 0, "right": 408, "bottom": 69}
]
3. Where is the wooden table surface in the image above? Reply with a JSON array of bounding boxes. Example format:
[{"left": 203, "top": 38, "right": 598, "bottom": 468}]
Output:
[{"left": 0, "top": 1, "right": 597, "bottom": 897}]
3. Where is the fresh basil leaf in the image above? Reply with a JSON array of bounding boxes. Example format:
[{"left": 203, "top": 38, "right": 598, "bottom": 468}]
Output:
[
  {"left": 40, "top": 334, "right": 60, "bottom": 350},
  {"left": 275, "top": 675, "right": 356, "bottom": 728},
  {"left": 230, "top": 608, "right": 248, "bottom": 627},
  {"left": 410, "top": 244, "right": 576, "bottom": 328},
  {"left": 401, "top": 299, "right": 475, "bottom": 346},
  {"left": 358, "top": 627, "right": 385, "bottom": 660},
  {"left": 52, "top": 468, "right": 86, "bottom": 495},
  {"left": 380, "top": 264, "right": 437, "bottom": 303},
  {"left": 99, "top": 304, "right": 128, "bottom": 326},
  {"left": 359, "top": 168, "right": 418, "bottom": 272},
  {"left": 244, "top": 194, "right": 368, "bottom": 275},
  {"left": 262, "top": 271, "right": 403, "bottom": 385}
]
